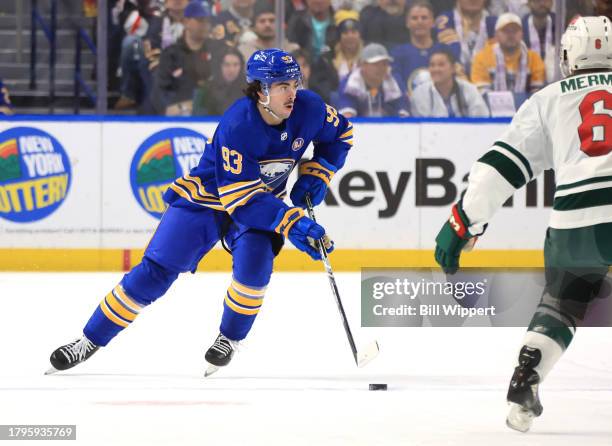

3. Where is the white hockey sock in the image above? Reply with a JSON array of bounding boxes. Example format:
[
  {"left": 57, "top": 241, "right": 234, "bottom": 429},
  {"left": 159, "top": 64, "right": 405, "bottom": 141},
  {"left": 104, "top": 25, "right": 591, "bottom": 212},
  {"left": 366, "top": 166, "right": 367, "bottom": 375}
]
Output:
[{"left": 519, "top": 331, "right": 564, "bottom": 381}]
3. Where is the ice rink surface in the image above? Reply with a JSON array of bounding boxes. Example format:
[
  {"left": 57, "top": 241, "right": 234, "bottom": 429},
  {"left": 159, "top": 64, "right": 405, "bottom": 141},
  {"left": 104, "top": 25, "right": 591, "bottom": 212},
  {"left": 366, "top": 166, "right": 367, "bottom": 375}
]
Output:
[{"left": 1, "top": 271, "right": 612, "bottom": 445}]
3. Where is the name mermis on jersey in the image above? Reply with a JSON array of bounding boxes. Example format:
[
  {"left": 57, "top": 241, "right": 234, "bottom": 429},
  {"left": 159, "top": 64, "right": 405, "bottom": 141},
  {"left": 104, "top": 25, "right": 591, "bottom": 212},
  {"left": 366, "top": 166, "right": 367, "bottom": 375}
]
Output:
[
  {"left": 130, "top": 128, "right": 208, "bottom": 219},
  {"left": 0, "top": 127, "right": 71, "bottom": 223}
]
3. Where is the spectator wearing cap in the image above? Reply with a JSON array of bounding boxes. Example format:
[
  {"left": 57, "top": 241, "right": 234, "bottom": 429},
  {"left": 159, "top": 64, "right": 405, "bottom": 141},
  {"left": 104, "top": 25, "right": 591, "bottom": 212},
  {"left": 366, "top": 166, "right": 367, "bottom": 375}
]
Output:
[
  {"left": 150, "top": 0, "right": 225, "bottom": 114},
  {"left": 411, "top": 47, "right": 489, "bottom": 117},
  {"left": 330, "top": 9, "right": 362, "bottom": 81},
  {"left": 335, "top": 43, "right": 409, "bottom": 117},
  {"left": 435, "top": 0, "right": 497, "bottom": 74},
  {"left": 391, "top": 0, "right": 461, "bottom": 98},
  {"left": 193, "top": 47, "right": 245, "bottom": 115},
  {"left": 0, "top": 79, "right": 13, "bottom": 115},
  {"left": 237, "top": 3, "right": 299, "bottom": 61},
  {"left": 304, "top": 8, "right": 362, "bottom": 104},
  {"left": 522, "top": 0, "right": 556, "bottom": 82},
  {"left": 359, "top": 0, "right": 410, "bottom": 49},
  {"left": 287, "top": 0, "right": 337, "bottom": 59},
  {"left": 211, "top": 0, "right": 256, "bottom": 45},
  {"left": 471, "top": 12, "right": 545, "bottom": 95}
]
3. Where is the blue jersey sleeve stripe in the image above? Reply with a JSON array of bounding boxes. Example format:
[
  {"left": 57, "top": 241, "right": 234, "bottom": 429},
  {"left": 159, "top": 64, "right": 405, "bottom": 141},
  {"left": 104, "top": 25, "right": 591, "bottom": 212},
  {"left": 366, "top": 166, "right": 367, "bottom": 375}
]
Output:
[
  {"left": 223, "top": 188, "right": 266, "bottom": 213},
  {"left": 218, "top": 179, "right": 263, "bottom": 196},
  {"left": 175, "top": 177, "right": 221, "bottom": 202},
  {"left": 170, "top": 182, "right": 223, "bottom": 205},
  {"left": 219, "top": 182, "right": 265, "bottom": 205},
  {"left": 169, "top": 183, "right": 224, "bottom": 208},
  {"left": 339, "top": 127, "right": 353, "bottom": 139},
  {"left": 182, "top": 175, "right": 218, "bottom": 198}
]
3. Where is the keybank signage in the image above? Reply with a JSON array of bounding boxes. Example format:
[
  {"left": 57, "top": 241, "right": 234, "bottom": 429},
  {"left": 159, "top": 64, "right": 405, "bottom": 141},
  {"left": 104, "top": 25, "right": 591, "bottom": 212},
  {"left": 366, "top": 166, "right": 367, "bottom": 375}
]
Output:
[{"left": 324, "top": 160, "right": 556, "bottom": 218}]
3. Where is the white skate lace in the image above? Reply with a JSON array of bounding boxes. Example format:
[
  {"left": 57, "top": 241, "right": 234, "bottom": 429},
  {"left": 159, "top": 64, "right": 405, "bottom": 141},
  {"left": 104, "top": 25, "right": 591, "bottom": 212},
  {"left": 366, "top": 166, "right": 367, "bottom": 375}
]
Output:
[
  {"left": 62, "top": 337, "right": 96, "bottom": 363},
  {"left": 210, "top": 334, "right": 240, "bottom": 356}
]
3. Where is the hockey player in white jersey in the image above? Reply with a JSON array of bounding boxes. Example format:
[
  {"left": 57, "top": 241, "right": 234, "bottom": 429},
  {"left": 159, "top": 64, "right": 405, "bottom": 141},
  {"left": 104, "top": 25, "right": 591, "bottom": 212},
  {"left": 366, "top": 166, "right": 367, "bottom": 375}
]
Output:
[{"left": 434, "top": 16, "right": 612, "bottom": 432}]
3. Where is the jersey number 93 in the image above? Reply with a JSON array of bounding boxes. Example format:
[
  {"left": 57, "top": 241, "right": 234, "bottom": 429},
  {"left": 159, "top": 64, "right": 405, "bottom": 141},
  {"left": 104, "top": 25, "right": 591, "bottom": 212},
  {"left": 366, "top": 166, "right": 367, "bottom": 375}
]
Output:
[{"left": 222, "top": 146, "right": 243, "bottom": 174}]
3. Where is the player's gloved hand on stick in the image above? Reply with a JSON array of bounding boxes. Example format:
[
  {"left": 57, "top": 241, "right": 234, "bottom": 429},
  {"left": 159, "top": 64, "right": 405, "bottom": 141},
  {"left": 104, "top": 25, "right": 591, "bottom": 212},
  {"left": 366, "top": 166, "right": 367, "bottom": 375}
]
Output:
[
  {"left": 288, "top": 216, "right": 334, "bottom": 261},
  {"left": 435, "top": 200, "right": 481, "bottom": 274},
  {"left": 290, "top": 158, "right": 337, "bottom": 207}
]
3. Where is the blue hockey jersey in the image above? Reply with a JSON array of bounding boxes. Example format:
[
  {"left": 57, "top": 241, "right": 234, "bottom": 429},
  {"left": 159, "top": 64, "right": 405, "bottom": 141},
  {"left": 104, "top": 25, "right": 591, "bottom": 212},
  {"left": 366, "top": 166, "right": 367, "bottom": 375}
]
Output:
[
  {"left": 391, "top": 42, "right": 461, "bottom": 97},
  {"left": 164, "top": 89, "right": 353, "bottom": 233}
]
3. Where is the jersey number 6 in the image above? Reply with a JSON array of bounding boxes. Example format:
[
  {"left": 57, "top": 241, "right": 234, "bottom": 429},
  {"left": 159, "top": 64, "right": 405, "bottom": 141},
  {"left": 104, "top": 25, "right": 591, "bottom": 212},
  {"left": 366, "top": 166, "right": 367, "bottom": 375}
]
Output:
[
  {"left": 222, "top": 146, "right": 243, "bottom": 174},
  {"left": 578, "top": 90, "right": 612, "bottom": 157}
]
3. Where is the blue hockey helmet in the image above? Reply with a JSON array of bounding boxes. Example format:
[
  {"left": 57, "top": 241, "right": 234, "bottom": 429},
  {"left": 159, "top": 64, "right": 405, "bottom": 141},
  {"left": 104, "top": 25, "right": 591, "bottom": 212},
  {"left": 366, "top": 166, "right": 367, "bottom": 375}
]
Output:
[{"left": 245, "top": 48, "right": 302, "bottom": 89}]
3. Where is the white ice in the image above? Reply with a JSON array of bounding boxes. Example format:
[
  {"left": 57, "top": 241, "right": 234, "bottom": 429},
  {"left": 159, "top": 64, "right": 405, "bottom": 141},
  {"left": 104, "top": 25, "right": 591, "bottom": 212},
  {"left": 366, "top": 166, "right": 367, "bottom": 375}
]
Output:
[{"left": 1, "top": 272, "right": 611, "bottom": 445}]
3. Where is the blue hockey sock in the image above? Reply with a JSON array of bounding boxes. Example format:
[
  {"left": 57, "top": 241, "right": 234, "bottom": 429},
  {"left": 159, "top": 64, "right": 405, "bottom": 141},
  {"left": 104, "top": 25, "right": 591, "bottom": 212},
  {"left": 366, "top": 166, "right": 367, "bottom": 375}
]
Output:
[
  {"left": 220, "top": 278, "right": 267, "bottom": 341},
  {"left": 83, "top": 284, "right": 145, "bottom": 346}
]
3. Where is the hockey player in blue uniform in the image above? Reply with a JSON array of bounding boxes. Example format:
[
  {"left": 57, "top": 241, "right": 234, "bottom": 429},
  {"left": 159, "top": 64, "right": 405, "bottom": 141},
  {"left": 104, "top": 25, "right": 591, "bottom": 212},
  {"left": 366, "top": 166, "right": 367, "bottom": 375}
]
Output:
[{"left": 46, "top": 48, "right": 354, "bottom": 375}]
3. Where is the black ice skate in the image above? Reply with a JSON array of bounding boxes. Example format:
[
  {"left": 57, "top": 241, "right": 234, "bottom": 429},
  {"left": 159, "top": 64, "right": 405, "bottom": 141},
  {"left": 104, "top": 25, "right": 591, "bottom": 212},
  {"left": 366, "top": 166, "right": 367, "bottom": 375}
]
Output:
[
  {"left": 506, "top": 346, "right": 544, "bottom": 433},
  {"left": 46, "top": 336, "right": 100, "bottom": 375},
  {"left": 204, "top": 333, "right": 238, "bottom": 377}
]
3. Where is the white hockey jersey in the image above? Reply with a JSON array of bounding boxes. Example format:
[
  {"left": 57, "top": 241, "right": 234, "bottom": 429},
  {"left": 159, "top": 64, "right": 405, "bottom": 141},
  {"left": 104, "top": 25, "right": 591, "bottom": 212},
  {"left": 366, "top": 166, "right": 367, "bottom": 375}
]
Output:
[{"left": 463, "top": 71, "right": 612, "bottom": 231}]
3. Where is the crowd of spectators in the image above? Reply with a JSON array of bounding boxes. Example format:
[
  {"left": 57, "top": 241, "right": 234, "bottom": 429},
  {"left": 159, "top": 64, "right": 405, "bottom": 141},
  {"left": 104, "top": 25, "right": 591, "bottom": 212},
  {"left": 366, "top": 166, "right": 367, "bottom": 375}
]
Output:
[{"left": 104, "top": 0, "right": 610, "bottom": 118}]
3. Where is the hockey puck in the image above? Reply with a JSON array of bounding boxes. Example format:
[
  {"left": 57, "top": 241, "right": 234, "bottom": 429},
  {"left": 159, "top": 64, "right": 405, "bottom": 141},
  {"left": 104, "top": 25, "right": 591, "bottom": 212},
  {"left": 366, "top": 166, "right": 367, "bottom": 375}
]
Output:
[{"left": 369, "top": 383, "right": 387, "bottom": 391}]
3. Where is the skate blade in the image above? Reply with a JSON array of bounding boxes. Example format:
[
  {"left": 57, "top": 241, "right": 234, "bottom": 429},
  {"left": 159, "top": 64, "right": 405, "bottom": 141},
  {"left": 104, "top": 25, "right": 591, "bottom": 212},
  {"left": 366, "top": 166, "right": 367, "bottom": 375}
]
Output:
[
  {"left": 357, "top": 341, "right": 380, "bottom": 368},
  {"left": 506, "top": 403, "right": 534, "bottom": 433},
  {"left": 45, "top": 366, "right": 58, "bottom": 375},
  {"left": 204, "top": 365, "right": 220, "bottom": 378}
]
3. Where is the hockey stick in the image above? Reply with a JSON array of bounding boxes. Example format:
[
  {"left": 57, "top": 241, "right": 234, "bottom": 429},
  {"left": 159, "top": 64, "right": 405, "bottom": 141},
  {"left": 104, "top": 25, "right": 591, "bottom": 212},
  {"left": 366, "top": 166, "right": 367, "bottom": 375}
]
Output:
[{"left": 305, "top": 194, "right": 379, "bottom": 368}]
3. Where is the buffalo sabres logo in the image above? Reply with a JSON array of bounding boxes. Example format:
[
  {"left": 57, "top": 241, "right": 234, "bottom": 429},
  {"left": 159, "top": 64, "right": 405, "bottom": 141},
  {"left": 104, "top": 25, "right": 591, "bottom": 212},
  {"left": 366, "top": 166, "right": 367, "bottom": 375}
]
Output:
[
  {"left": 291, "top": 138, "right": 304, "bottom": 151},
  {"left": 259, "top": 159, "right": 295, "bottom": 190},
  {"left": 281, "top": 55, "right": 293, "bottom": 63},
  {"left": 281, "top": 132, "right": 288, "bottom": 141},
  {"left": 253, "top": 51, "right": 268, "bottom": 61}
]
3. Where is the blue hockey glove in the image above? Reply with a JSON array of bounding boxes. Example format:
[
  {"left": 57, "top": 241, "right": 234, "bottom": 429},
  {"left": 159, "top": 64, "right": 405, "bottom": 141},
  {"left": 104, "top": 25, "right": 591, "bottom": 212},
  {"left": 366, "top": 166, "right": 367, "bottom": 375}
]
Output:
[
  {"left": 434, "top": 201, "right": 481, "bottom": 274},
  {"left": 290, "top": 158, "right": 337, "bottom": 207},
  {"left": 288, "top": 216, "right": 334, "bottom": 260},
  {"left": 273, "top": 207, "right": 334, "bottom": 260}
]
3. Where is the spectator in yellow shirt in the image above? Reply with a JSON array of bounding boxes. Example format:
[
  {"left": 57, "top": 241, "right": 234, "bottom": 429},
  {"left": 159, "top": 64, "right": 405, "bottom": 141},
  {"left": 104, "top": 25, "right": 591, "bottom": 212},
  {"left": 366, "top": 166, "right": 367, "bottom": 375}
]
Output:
[{"left": 471, "top": 12, "right": 545, "bottom": 96}]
